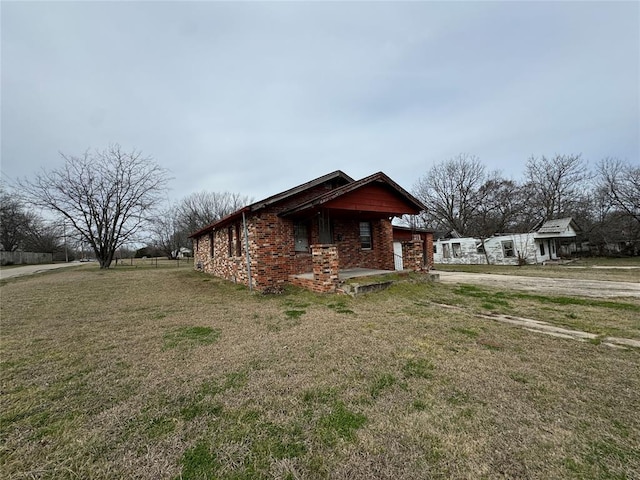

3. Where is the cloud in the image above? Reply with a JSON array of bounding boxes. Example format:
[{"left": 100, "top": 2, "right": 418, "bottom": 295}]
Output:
[{"left": 2, "top": 1, "right": 638, "bottom": 201}]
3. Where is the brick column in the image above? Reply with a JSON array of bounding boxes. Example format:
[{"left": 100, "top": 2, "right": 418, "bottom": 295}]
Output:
[
  {"left": 425, "top": 233, "right": 434, "bottom": 270},
  {"left": 312, "top": 244, "right": 339, "bottom": 293},
  {"left": 377, "top": 220, "right": 395, "bottom": 270},
  {"left": 402, "top": 240, "right": 424, "bottom": 272}
]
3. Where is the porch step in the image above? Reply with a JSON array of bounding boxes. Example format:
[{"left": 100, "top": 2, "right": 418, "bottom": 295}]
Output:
[
  {"left": 339, "top": 281, "right": 394, "bottom": 296},
  {"left": 338, "top": 272, "right": 439, "bottom": 296}
]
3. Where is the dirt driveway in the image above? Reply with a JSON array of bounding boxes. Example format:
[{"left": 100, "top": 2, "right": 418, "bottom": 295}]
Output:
[{"left": 435, "top": 270, "right": 640, "bottom": 299}]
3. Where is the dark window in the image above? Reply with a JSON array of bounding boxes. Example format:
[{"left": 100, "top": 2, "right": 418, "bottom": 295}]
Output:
[
  {"left": 235, "top": 223, "right": 242, "bottom": 256},
  {"left": 209, "top": 232, "right": 214, "bottom": 257},
  {"left": 433, "top": 244, "right": 437, "bottom": 254},
  {"left": 228, "top": 226, "right": 233, "bottom": 257},
  {"left": 502, "top": 240, "right": 515, "bottom": 257},
  {"left": 319, "top": 215, "right": 333, "bottom": 244},
  {"left": 452, "top": 242, "right": 461, "bottom": 257},
  {"left": 294, "top": 222, "right": 309, "bottom": 252},
  {"left": 539, "top": 242, "right": 545, "bottom": 256},
  {"left": 359, "top": 221, "right": 372, "bottom": 249}
]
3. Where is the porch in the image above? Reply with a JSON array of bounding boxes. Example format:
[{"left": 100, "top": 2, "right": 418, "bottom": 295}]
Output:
[
  {"left": 288, "top": 243, "right": 424, "bottom": 293},
  {"left": 291, "top": 267, "right": 395, "bottom": 282}
]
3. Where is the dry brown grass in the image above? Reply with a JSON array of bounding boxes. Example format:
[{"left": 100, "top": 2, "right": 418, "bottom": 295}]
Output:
[{"left": 1, "top": 267, "right": 639, "bottom": 479}]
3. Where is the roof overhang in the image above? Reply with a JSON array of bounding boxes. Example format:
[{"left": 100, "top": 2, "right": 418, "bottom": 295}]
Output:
[
  {"left": 189, "top": 171, "right": 425, "bottom": 238},
  {"left": 189, "top": 207, "right": 250, "bottom": 238},
  {"left": 536, "top": 217, "right": 582, "bottom": 235},
  {"left": 279, "top": 172, "right": 425, "bottom": 218},
  {"left": 189, "top": 170, "right": 354, "bottom": 238},
  {"left": 534, "top": 232, "right": 578, "bottom": 239},
  {"left": 392, "top": 225, "right": 433, "bottom": 234}
]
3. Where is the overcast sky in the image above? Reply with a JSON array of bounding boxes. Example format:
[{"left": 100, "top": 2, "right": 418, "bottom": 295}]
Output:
[{"left": 2, "top": 1, "right": 638, "bottom": 203}]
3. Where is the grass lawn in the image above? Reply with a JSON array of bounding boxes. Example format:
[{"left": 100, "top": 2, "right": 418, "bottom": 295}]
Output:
[{"left": 1, "top": 266, "right": 639, "bottom": 479}]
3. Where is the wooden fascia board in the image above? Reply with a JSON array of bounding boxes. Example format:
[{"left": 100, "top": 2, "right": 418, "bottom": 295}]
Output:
[
  {"left": 279, "top": 174, "right": 425, "bottom": 217},
  {"left": 188, "top": 170, "right": 354, "bottom": 238},
  {"left": 188, "top": 207, "right": 249, "bottom": 238},
  {"left": 250, "top": 170, "right": 354, "bottom": 210}
]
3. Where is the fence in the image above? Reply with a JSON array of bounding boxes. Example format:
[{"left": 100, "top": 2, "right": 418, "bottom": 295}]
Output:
[
  {"left": 113, "top": 257, "right": 194, "bottom": 268},
  {"left": 1, "top": 251, "right": 53, "bottom": 266}
]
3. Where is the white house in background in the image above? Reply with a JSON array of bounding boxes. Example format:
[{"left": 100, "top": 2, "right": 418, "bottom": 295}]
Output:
[
  {"left": 172, "top": 247, "right": 192, "bottom": 259},
  {"left": 434, "top": 218, "right": 581, "bottom": 265},
  {"left": 535, "top": 217, "right": 582, "bottom": 258}
]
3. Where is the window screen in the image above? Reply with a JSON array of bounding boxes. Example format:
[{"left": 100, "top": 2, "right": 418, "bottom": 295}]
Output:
[
  {"left": 359, "top": 222, "right": 372, "bottom": 249},
  {"left": 294, "top": 222, "right": 309, "bottom": 252}
]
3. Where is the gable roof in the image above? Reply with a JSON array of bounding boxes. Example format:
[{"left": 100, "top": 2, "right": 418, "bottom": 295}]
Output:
[
  {"left": 189, "top": 170, "right": 354, "bottom": 237},
  {"left": 251, "top": 170, "right": 354, "bottom": 210},
  {"left": 279, "top": 172, "right": 425, "bottom": 217},
  {"left": 189, "top": 170, "right": 423, "bottom": 238},
  {"left": 536, "top": 217, "right": 581, "bottom": 235}
]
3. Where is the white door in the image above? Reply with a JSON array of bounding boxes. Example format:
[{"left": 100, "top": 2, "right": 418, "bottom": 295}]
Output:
[{"left": 393, "top": 242, "right": 403, "bottom": 270}]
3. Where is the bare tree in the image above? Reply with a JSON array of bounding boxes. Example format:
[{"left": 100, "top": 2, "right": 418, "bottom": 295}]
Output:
[
  {"left": 414, "top": 154, "right": 487, "bottom": 236},
  {"left": 151, "top": 204, "right": 184, "bottom": 259},
  {"left": 18, "top": 145, "right": 171, "bottom": 268},
  {"left": 177, "top": 191, "right": 252, "bottom": 234},
  {"left": 591, "top": 157, "right": 640, "bottom": 255},
  {"left": 523, "top": 154, "right": 590, "bottom": 223},
  {"left": 150, "top": 191, "right": 252, "bottom": 257},
  {"left": 596, "top": 158, "right": 640, "bottom": 224},
  {"left": 0, "top": 185, "right": 34, "bottom": 251},
  {"left": 470, "top": 176, "right": 525, "bottom": 237},
  {"left": 21, "top": 218, "right": 62, "bottom": 254}
]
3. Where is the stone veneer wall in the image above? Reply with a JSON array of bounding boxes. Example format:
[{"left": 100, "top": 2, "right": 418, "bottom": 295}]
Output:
[{"left": 193, "top": 224, "right": 255, "bottom": 286}]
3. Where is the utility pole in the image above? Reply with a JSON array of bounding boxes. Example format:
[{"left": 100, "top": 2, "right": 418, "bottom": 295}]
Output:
[{"left": 63, "top": 221, "right": 68, "bottom": 263}]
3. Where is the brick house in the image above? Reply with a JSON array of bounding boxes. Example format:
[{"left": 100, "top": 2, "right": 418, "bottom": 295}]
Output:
[{"left": 190, "top": 170, "right": 431, "bottom": 292}]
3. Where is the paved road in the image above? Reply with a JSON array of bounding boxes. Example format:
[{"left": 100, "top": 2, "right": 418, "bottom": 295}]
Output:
[
  {"left": 0, "top": 263, "right": 80, "bottom": 280},
  {"left": 435, "top": 270, "right": 640, "bottom": 299}
]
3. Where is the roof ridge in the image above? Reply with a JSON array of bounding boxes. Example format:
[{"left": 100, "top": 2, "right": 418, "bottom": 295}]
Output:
[
  {"left": 189, "top": 170, "right": 354, "bottom": 237},
  {"left": 250, "top": 170, "right": 354, "bottom": 210}
]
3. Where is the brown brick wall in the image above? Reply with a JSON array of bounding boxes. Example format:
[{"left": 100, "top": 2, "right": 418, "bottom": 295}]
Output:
[
  {"left": 289, "top": 275, "right": 318, "bottom": 292},
  {"left": 332, "top": 218, "right": 394, "bottom": 271},
  {"left": 425, "top": 233, "right": 434, "bottom": 270},
  {"left": 402, "top": 240, "right": 425, "bottom": 272},
  {"left": 194, "top": 209, "right": 397, "bottom": 290},
  {"left": 194, "top": 212, "right": 315, "bottom": 289}
]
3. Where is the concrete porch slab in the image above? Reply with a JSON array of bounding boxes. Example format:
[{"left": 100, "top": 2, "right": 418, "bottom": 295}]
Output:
[
  {"left": 290, "top": 268, "right": 395, "bottom": 281},
  {"left": 338, "top": 268, "right": 395, "bottom": 280}
]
